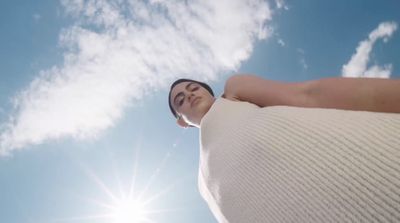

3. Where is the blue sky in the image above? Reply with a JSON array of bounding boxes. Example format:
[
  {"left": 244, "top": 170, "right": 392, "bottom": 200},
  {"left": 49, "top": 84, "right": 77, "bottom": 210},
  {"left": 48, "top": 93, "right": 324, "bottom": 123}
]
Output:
[{"left": 0, "top": 0, "right": 399, "bottom": 222}]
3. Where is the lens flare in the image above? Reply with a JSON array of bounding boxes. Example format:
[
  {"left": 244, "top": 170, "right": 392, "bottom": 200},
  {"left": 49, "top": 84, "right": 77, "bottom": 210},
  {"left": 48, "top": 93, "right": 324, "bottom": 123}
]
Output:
[{"left": 113, "top": 199, "right": 147, "bottom": 223}]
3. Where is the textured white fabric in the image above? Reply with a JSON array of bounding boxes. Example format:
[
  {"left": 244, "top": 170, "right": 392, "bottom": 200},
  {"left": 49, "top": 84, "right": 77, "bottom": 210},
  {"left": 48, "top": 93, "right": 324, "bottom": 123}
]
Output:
[{"left": 198, "top": 97, "right": 400, "bottom": 223}]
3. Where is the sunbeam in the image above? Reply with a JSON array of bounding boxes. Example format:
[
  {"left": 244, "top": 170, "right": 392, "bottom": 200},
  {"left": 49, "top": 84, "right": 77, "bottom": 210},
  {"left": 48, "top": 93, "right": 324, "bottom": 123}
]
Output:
[
  {"left": 128, "top": 137, "right": 143, "bottom": 201},
  {"left": 55, "top": 134, "right": 190, "bottom": 223}
]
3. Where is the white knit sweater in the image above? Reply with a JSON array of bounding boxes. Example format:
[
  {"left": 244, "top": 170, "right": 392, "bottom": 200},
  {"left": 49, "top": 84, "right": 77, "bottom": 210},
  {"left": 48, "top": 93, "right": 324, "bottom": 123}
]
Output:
[{"left": 198, "top": 97, "right": 400, "bottom": 223}]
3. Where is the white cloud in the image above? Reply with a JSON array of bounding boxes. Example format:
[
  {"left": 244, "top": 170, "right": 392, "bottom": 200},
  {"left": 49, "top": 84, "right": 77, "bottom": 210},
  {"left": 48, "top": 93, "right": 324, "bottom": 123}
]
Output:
[
  {"left": 0, "top": 0, "right": 274, "bottom": 155},
  {"left": 341, "top": 21, "right": 397, "bottom": 78}
]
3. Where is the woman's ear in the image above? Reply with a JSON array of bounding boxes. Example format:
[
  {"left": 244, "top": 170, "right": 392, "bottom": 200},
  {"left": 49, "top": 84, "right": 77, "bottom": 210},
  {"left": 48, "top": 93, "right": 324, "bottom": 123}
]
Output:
[{"left": 176, "top": 116, "right": 189, "bottom": 128}]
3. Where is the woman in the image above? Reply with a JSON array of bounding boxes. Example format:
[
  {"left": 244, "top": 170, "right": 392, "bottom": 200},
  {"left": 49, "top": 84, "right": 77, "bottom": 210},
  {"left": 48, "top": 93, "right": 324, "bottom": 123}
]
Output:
[{"left": 168, "top": 74, "right": 400, "bottom": 223}]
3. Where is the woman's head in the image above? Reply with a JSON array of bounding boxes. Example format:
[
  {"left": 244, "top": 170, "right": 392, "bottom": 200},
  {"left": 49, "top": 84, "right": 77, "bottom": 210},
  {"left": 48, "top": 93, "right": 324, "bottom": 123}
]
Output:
[{"left": 168, "top": 79, "right": 215, "bottom": 128}]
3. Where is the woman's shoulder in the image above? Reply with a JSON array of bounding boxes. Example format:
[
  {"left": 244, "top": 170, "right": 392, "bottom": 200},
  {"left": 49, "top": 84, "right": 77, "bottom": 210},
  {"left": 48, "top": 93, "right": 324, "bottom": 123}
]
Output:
[
  {"left": 220, "top": 92, "right": 241, "bottom": 102},
  {"left": 222, "top": 74, "right": 263, "bottom": 103}
]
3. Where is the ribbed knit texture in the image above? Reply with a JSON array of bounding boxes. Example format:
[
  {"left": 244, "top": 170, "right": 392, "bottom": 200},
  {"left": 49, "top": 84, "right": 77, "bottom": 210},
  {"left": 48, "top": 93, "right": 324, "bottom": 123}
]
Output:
[{"left": 198, "top": 97, "right": 400, "bottom": 223}]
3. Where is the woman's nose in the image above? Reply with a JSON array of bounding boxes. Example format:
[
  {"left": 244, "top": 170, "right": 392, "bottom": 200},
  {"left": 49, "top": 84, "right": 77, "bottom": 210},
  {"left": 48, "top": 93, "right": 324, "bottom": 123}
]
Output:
[{"left": 188, "top": 92, "right": 195, "bottom": 101}]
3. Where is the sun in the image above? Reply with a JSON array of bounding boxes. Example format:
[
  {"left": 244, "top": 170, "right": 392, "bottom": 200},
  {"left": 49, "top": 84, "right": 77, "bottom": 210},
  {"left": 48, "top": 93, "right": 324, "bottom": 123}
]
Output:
[
  {"left": 112, "top": 199, "right": 148, "bottom": 223},
  {"left": 58, "top": 139, "right": 187, "bottom": 223}
]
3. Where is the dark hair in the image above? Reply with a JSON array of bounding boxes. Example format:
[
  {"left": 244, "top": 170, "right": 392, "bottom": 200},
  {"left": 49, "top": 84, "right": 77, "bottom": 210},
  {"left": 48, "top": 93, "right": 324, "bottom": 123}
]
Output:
[{"left": 168, "top": 78, "right": 214, "bottom": 119}]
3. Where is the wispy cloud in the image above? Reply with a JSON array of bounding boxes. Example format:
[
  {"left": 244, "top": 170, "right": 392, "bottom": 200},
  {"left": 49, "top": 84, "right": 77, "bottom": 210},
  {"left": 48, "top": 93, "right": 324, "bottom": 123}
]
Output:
[
  {"left": 275, "top": 0, "right": 289, "bottom": 10},
  {"left": 297, "top": 48, "right": 308, "bottom": 70},
  {"left": 33, "top": 13, "right": 41, "bottom": 21},
  {"left": 341, "top": 21, "right": 397, "bottom": 78},
  {"left": 0, "top": 0, "right": 274, "bottom": 155},
  {"left": 277, "top": 38, "right": 285, "bottom": 46}
]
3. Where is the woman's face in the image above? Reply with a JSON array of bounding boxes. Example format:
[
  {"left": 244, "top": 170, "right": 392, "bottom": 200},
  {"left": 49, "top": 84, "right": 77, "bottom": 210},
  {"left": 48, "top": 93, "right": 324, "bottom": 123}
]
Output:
[{"left": 170, "top": 81, "right": 215, "bottom": 127}]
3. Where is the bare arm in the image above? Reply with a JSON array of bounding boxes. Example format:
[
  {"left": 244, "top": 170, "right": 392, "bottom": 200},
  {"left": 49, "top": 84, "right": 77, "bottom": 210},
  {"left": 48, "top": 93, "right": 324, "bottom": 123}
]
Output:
[
  {"left": 304, "top": 77, "right": 400, "bottom": 113},
  {"left": 224, "top": 74, "right": 400, "bottom": 113}
]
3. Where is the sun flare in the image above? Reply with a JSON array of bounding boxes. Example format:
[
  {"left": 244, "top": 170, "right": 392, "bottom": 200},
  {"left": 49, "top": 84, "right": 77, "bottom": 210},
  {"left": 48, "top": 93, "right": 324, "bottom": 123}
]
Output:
[
  {"left": 112, "top": 199, "right": 148, "bottom": 223},
  {"left": 58, "top": 140, "right": 187, "bottom": 223}
]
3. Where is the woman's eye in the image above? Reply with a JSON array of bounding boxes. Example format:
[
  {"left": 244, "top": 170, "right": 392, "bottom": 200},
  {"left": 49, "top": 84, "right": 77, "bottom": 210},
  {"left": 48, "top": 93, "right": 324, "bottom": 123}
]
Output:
[
  {"left": 179, "top": 99, "right": 184, "bottom": 106},
  {"left": 192, "top": 86, "right": 199, "bottom": 91}
]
